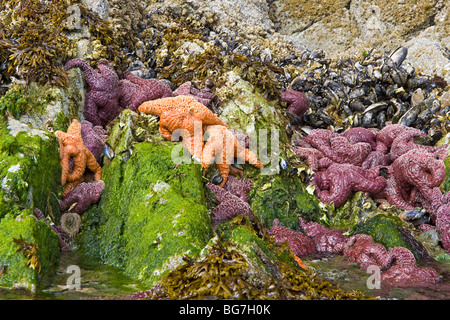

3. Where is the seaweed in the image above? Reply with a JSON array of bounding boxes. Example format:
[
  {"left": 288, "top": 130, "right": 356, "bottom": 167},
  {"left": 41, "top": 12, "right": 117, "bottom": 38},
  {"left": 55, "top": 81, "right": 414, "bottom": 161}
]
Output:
[
  {"left": 0, "top": 0, "right": 76, "bottom": 87},
  {"left": 158, "top": 26, "right": 285, "bottom": 100},
  {"left": 0, "top": 0, "right": 127, "bottom": 87},
  {"left": 147, "top": 215, "right": 374, "bottom": 300},
  {"left": 12, "top": 234, "right": 41, "bottom": 272}
]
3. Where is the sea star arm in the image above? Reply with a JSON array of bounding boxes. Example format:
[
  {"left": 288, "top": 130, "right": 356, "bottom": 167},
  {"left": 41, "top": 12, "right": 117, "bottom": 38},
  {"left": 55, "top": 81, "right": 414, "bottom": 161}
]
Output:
[
  {"left": 181, "top": 135, "right": 203, "bottom": 161},
  {"left": 85, "top": 150, "right": 102, "bottom": 181},
  {"left": 84, "top": 91, "right": 102, "bottom": 126},
  {"left": 201, "top": 140, "right": 217, "bottom": 172},
  {"left": 207, "top": 183, "right": 235, "bottom": 203},
  {"left": 158, "top": 122, "right": 173, "bottom": 141}
]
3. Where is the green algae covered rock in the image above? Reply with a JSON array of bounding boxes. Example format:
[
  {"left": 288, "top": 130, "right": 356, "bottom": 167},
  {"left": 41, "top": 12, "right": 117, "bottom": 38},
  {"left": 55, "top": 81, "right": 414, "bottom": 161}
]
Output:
[
  {"left": 248, "top": 173, "right": 322, "bottom": 231},
  {"left": 442, "top": 156, "right": 450, "bottom": 192},
  {"left": 324, "top": 191, "right": 379, "bottom": 230},
  {"left": 77, "top": 112, "right": 213, "bottom": 288},
  {"left": 0, "top": 211, "right": 60, "bottom": 292},
  {"left": 0, "top": 117, "right": 62, "bottom": 220},
  {"left": 0, "top": 91, "right": 63, "bottom": 291}
]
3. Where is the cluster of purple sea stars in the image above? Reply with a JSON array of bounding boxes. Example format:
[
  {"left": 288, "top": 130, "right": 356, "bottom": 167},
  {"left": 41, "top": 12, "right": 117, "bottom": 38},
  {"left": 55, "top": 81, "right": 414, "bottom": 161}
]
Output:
[
  {"left": 293, "top": 124, "right": 448, "bottom": 210},
  {"left": 268, "top": 217, "right": 440, "bottom": 287},
  {"left": 292, "top": 122, "right": 450, "bottom": 254},
  {"left": 65, "top": 59, "right": 220, "bottom": 128},
  {"left": 207, "top": 176, "right": 255, "bottom": 222}
]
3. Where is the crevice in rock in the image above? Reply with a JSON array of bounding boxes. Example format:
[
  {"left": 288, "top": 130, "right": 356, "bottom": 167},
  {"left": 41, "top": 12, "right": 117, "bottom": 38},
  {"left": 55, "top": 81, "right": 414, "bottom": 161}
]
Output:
[{"left": 344, "top": 0, "right": 352, "bottom": 11}]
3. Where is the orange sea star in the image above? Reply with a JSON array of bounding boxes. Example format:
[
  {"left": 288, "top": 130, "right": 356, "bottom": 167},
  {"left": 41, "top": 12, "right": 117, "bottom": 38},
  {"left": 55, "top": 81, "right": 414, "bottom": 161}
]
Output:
[
  {"left": 202, "top": 125, "right": 263, "bottom": 187},
  {"left": 55, "top": 119, "right": 102, "bottom": 196},
  {"left": 137, "top": 95, "right": 228, "bottom": 158}
]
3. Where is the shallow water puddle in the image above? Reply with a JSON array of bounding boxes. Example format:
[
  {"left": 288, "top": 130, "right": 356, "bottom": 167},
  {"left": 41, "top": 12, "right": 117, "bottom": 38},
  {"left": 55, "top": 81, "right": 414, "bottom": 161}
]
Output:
[
  {"left": 0, "top": 251, "right": 146, "bottom": 300},
  {"left": 303, "top": 255, "right": 450, "bottom": 300}
]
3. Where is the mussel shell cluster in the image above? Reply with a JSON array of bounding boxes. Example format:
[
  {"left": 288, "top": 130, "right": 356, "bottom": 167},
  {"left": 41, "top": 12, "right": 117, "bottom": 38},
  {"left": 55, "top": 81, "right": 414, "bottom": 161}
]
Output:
[{"left": 289, "top": 47, "right": 449, "bottom": 139}]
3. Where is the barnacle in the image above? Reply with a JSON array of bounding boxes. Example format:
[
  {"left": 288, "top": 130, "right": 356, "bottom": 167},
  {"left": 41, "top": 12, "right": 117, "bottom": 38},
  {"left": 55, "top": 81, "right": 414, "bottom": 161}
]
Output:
[{"left": 12, "top": 234, "right": 41, "bottom": 273}]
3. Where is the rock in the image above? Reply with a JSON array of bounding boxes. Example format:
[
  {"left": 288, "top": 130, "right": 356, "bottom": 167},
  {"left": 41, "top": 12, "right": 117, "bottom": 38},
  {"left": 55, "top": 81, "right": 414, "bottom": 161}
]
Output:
[
  {"left": 216, "top": 71, "right": 291, "bottom": 176},
  {"left": 0, "top": 117, "right": 62, "bottom": 220},
  {"left": 81, "top": 0, "right": 109, "bottom": 20},
  {"left": 77, "top": 111, "right": 213, "bottom": 288},
  {"left": 249, "top": 173, "right": 322, "bottom": 231},
  {"left": 405, "top": 37, "right": 450, "bottom": 84},
  {"left": 270, "top": 0, "right": 448, "bottom": 63},
  {"left": 0, "top": 109, "right": 62, "bottom": 291}
]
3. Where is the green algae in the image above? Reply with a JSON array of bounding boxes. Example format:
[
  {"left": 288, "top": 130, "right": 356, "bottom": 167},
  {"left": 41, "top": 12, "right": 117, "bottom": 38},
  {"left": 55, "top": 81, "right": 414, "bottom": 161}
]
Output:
[
  {"left": 0, "top": 212, "right": 60, "bottom": 291},
  {"left": 77, "top": 133, "right": 212, "bottom": 288},
  {"left": 324, "top": 191, "right": 379, "bottom": 230},
  {"left": 0, "top": 117, "right": 61, "bottom": 221},
  {"left": 442, "top": 156, "right": 450, "bottom": 192},
  {"left": 350, "top": 214, "right": 424, "bottom": 261},
  {"left": 249, "top": 173, "right": 322, "bottom": 231}
]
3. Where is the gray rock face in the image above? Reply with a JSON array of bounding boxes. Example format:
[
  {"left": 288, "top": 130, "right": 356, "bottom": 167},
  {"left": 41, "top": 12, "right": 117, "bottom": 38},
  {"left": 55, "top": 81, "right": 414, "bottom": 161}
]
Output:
[
  {"left": 82, "top": 0, "right": 109, "bottom": 20},
  {"left": 142, "top": 0, "right": 449, "bottom": 81}
]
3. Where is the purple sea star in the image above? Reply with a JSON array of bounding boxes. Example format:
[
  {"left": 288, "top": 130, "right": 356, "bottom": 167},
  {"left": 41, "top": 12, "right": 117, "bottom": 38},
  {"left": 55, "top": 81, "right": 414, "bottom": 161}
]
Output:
[
  {"left": 80, "top": 120, "right": 108, "bottom": 164},
  {"left": 375, "top": 123, "right": 426, "bottom": 154},
  {"left": 222, "top": 176, "right": 253, "bottom": 203},
  {"left": 34, "top": 208, "right": 70, "bottom": 252},
  {"left": 59, "top": 180, "right": 105, "bottom": 215},
  {"left": 65, "top": 58, "right": 121, "bottom": 127},
  {"left": 389, "top": 129, "right": 448, "bottom": 161},
  {"left": 118, "top": 72, "right": 173, "bottom": 111},
  {"left": 173, "top": 81, "right": 219, "bottom": 109},
  {"left": 391, "top": 149, "right": 446, "bottom": 205},
  {"left": 428, "top": 187, "right": 450, "bottom": 253},
  {"left": 313, "top": 163, "right": 386, "bottom": 208},
  {"left": 334, "top": 234, "right": 440, "bottom": 287},
  {"left": 281, "top": 88, "right": 309, "bottom": 122},
  {"left": 300, "top": 129, "right": 372, "bottom": 166},
  {"left": 342, "top": 127, "right": 378, "bottom": 151},
  {"left": 207, "top": 182, "right": 255, "bottom": 222},
  {"left": 268, "top": 219, "right": 316, "bottom": 256},
  {"left": 292, "top": 146, "right": 333, "bottom": 172},
  {"left": 370, "top": 165, "right": 417, "bottom": 210},
  {"left": 298, "top": 217, "right": 347, "bottom": 253}
]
